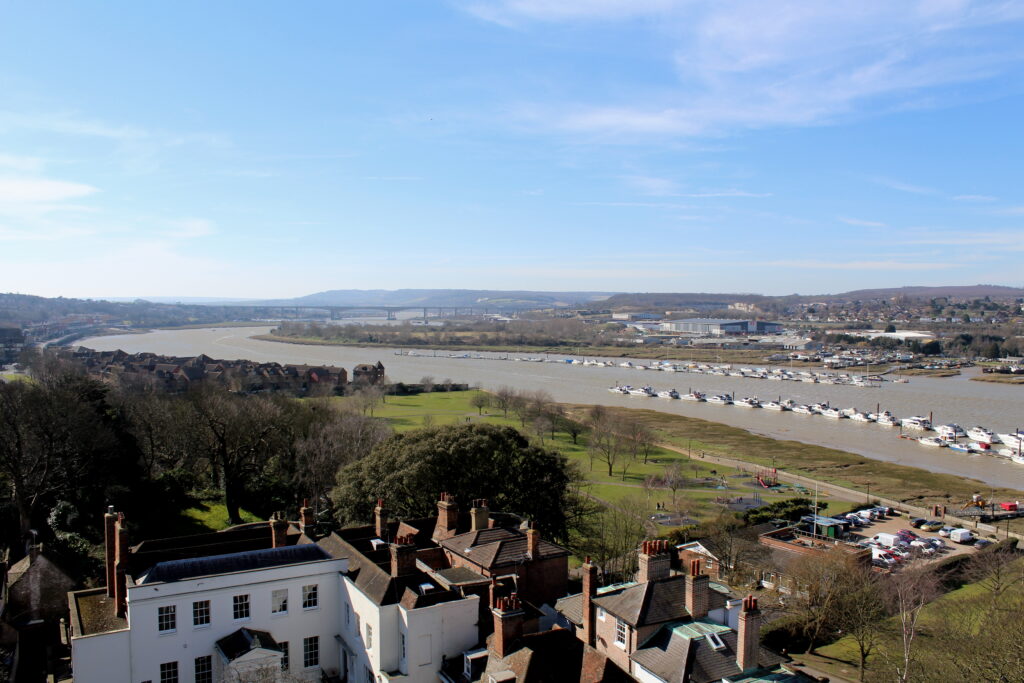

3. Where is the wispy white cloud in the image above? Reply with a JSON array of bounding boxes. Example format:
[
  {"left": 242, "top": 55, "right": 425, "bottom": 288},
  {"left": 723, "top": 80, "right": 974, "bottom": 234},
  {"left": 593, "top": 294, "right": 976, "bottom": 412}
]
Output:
[
  {"left": 838, "top": 216, "right": 885, "bottom": 227},
  {"left": 952, "top": 194, "right": 996, "bottom": 202},
  {"left": 764, "top": 259, "right": 955, "bottom": 271},
  {"left": 574, "top": 201, "right": 695, "bottom": 209},
  {"left": 621, "top": 174, "right": 678, "bottom": 196},
  {"left": 678, "top": 189, "right": 770, "bottom": 198},
  {"left": 0, "top": 154, "right": 45, "bottom": 172},
  {"left": 870, "top": 177, "right": 936, "bottom": 195},
  {"left": 364, "top": 176, "right": 422, "bottom": 181},
  {"left": 165, "top": 218, "right": 216, "bottom": 239},
  {"left": 897, "top": 230, "right": 1024, "bottom": 248},
  {"left": 0, "top": 177, "right": 98, "bottom": 202},
  {"left": 474, "top": 2, "right": 1024, "bottom": 139}
]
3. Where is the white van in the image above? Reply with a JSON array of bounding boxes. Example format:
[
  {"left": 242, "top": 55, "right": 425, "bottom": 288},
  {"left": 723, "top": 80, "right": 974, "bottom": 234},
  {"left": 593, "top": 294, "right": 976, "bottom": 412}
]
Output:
[
  {"left": 949, "top": 528, "right": 975, "bottom": 544},
  {"left": 872, "top": 532, "right": 901, "bottom": 548}
]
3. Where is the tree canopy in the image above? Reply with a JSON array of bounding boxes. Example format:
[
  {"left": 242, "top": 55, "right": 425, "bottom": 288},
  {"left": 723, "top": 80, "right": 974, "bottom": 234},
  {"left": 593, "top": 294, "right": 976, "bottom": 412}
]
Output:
[{"left": 331, "top": 423, "right": 576, "bottom": 540}]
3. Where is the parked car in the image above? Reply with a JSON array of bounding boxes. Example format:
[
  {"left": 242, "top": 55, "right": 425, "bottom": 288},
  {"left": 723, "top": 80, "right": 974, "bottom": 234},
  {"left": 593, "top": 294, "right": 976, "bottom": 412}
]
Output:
[
  {"left": 921, "top": 520, "right": 944, "bottom": 532},
  {"left": 857, "top": 509, "right": 877, "bottom": 520},
  {"left": 871, "top": 506, "right": 892, "bottom": 517},
  {"left": 974, "top": 538, "right": 994, "bottom": 549},
  {"left": 938, "top": 526, "right": 957, "bottom": 537},
  {"left": 909, "top": 517, "right": 927, "bottom": 528},
  {"left": 928, "top": 538, "right": 947, "bottom": 549},
  {"left": 845, "top": 514, "right": 867, "bottom": 526},
  {"left": 910, "top": 540, "right": 936, "bottom": 555},
  {"left": 897, "top": 529, "right": 920, "bottom": 540}
]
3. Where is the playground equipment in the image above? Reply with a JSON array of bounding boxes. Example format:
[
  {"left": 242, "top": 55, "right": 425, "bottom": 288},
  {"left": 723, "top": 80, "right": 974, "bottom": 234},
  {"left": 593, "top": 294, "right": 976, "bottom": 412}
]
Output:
[{"left": 755, "top": 467, "right": 779, "bottom": 489}]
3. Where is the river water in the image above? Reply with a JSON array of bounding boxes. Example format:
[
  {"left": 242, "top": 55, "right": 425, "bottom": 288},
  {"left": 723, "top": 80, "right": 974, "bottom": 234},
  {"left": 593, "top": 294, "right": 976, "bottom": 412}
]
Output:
[{"left": 78, "top": 326, "right": 1024, "bottom": 490}]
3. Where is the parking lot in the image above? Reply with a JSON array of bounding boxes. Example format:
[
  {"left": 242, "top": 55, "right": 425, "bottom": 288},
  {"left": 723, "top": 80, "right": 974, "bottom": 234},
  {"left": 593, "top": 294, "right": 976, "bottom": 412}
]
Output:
[{"left": 848, "top": 511, "right": 982, "bottom": 564}]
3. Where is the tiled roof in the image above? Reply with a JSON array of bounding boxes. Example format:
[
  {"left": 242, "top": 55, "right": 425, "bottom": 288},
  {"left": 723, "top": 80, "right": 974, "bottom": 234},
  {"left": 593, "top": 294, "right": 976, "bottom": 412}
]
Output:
[
  {"left": 440, "top": 527, "right": 569, "bottom": 570},
  {"left": 554, "top": 593, "right": 583, "bottom": 626},
  {"left": 593, "top": 576, "right": 689, "bottom": 627},
  {"left": 631, "top": 624, "right": 787, "bottom": 683}
]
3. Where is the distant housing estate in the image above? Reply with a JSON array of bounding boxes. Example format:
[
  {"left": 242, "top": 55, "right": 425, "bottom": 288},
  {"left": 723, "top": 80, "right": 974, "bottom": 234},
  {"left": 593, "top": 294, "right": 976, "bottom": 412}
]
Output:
[{"left": 57, "top": 348, "right": 393, "bottom": 394}]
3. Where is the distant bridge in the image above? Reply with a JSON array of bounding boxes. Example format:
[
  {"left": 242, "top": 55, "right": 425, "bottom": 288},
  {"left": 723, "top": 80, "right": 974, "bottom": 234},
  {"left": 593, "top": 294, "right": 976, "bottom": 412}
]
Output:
[{"left": 212, "top": 304, "right": 519, "bottom": 321}]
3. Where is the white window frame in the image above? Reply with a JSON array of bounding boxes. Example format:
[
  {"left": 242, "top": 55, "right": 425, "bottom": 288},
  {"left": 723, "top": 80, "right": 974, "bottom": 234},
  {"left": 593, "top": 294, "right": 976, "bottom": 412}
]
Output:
[
  {"left": 280, "top": 641, "right": 289, "bottom": 671},
  {"left": 597, "top": 607, "right": 606, "bottom": 622},
  {"left": 272, "top": 588, "right": 289, "bottom": 615},
  {"left": 194, "top": 655, "right": 212, "bottom": 683},
  {"left": 366, "top": 623, "right": 373, "bottom": 649},
  {"left": 302, "top": 584, "right": 319, "bottom": 610},
  {"left": 159, "top": 661, "right": 178, "bottom": 683},
  {"left": 614, "top": 619, "right": 628, "bottom": 648},
  {"left": 233, "top": 594, "right": 251, "bottom": 620},
  {"left": 192, "top": 600, "right": 211, "bottom": 628},
  {"left": 303, "top": 636, "right": 320, "bottom": 669},
  {"left": 158, "top": 605, "right": 176, "bottom": 634}
]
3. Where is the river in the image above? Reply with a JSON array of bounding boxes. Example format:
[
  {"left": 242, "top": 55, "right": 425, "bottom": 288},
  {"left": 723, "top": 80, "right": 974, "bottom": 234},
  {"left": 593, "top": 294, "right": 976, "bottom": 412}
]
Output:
[{"left": 78, "top": 326, "right": 1024, "bottom": 490}]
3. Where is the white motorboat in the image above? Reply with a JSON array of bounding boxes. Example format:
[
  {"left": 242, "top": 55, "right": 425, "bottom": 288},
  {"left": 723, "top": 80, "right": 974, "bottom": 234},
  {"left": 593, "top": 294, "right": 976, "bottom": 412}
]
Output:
[
  {"left": 901, "top": 416, "right": 933, "bottom": 431},
  {"left": 628, "top": 386, "right": 656, "bottom": 396},
  {"left": 966, "top": 427, "right": 998, "bottom": 444},
  {"left": 918, "top": 436, "right": 948, "bottom": 447},
  {"left": 735, "top": 397, "right": 761, "bottom": 408},
  {"left": 997, "top": 432, "right": 1024, "bottom": 451},
  {"left": 681, "top": 391, "right": 706, "bottom": 402},
  {"left": 792, "top": 404, "right": 815, "bottom": 415},
  {"left": 608, "top": 386, "right": 630, "bottom": 394},
  {"left": 849, "top": 411, "right": 875, "bottom": 422},
  {"left": 657, "top": 389, "right": 680, "bottom": 399},
  {"left": 820, "top": 408, "right": 846, "bottom": 419},
  {"left": 809, "top": 403, "right": 830, "bottom": 414},
  {"left": 707, "top": 395, "right": 733, "bottom": 405},
  {"left": 618, "top": 361, "right": 633, "bottom": 368},
  {"left": 762, "top": 401, "right": 789, "bottom": 411},
  {"left": 935, "top": 424, "right": 966, "bottom": 441},
  {"left": 876, "top": 412, "right": 900, "bottom": 427}
]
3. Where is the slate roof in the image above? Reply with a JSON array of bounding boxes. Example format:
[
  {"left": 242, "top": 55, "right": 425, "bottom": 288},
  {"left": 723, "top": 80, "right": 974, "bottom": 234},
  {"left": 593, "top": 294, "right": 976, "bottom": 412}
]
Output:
[
  {"left": 554, "top": 593, "right": 583, "bottom": 626},
  {"left": 216, "top": 628, "right": 281, "bottom": 662},
  {"left": 630, "top": 624, "right": 788, "bottom": 683},
  {"left": 593, "top": 576, "right": 689, "bottom": 627},
  {"left": 440, "top": 527, "right": 570, "bottom": 570},
  {"left": 138, "top": 544, "right": 329, "bottom": 584}
]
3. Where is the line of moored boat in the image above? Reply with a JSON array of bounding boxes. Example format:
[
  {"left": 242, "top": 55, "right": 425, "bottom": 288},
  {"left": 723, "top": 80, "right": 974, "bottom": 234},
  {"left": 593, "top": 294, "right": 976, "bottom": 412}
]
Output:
[{"left": 606, "top": 384, "right": 1024, "bottom": 464}]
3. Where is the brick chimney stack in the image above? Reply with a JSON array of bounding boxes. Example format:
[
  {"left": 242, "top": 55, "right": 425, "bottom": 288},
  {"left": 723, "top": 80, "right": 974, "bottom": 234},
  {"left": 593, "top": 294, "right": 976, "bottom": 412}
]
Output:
[
  {"left": 114, "top": 513, "right": 129, "bottom": 618},
  {"left": 104, "top": 506, "right": 117, "bottom": 598},
  {"left": 432, "top": 492, "right": 459, "bottom": 542},
  {"left": 637, "top": 539, "right": 672, "bottom": 583},
  {"left": 299, "top": 498, "right": 315, "bottom": 535},
  {"left": 271, "top": 514, "right": 288, "bottom": 548},
  {"left": 581, "top": 557, "right": 597, "bottom": 647},
  {"left": 389, "top": 534, "right": 418, "bottom": 577},
  {"left": 374, "top": 498, "right": 389, "bottom": 540},
  {"left": 490, "top": 593, "right": 525, "bottom": 659},
  {"left": 685, "top": 558, "right": 710, "bottom": 619},
  {"left": 470, "top": 499, "right": 490, "bottom": 531},
  {"left": 737, "top": 595, "right": 761, "bottom": 673},
  {"left": 526, "top": 523, "right": 540, "bottom": 559}
]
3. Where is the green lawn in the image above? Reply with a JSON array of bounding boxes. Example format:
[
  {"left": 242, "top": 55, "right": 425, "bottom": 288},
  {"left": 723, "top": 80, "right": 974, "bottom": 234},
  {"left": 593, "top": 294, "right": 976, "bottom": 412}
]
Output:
[
  {"left": 339, "top": 390, "right": 846, "bottom": 531},
  {"left": 155, "top": 500, "right": 261, "bottom": 537}
]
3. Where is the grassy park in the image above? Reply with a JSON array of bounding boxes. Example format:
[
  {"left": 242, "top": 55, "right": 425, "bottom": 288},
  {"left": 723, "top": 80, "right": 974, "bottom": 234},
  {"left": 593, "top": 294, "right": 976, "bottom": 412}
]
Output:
[{"left": 335, "top": 390, "right": 858, "bottom": 529}]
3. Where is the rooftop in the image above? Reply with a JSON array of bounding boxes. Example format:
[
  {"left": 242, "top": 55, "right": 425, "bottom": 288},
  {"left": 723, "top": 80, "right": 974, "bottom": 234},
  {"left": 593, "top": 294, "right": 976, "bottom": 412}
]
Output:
[{"left": 138, "top": 544, "right": 330, "bottom": 584}]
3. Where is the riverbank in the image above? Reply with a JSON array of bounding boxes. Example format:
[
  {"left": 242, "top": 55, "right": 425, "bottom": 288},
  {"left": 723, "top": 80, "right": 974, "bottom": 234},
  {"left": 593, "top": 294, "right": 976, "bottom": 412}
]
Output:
[
  {"left": 565, "top": 403, "right": 1024, "bottom": 518},
  {"left": 254, "top": 332, "right": 790, "bottom": 364},
  {"left": 970, "top": 374, "right": 1024, "bottom": 385},
  {"left": 897, "top": 367, "right": 961, "bottom": 377}
]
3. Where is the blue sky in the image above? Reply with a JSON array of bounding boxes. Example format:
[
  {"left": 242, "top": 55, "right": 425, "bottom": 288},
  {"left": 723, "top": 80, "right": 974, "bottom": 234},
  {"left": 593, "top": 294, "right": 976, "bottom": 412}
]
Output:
[{"left": 1, "top": 1, "right": 1023, "bottom": 299}]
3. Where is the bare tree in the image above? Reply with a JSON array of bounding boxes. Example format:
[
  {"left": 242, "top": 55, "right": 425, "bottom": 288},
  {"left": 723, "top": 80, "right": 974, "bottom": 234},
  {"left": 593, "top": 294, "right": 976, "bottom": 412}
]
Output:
[
  {"left": 588, "top": 414, "right": 627, "bottom": 477},
  {"left": 881, "top": 566, "right": 940, "bottom": 683},
  {"left": 835, "top": 565, "right": 889, "bottom": 681},
  {"left": 493, "top": 386, "right": 517, "bottom": 417},
  {"left": 420, "top": 375, "right": 435, "bottom": 392},
  {"left": 469, "top": 392, "right": 490, "bottom": 415},
  {"left": 786, "top": 547, "right": 863, "bottom": 654},
  {"left": 663, "top": 462, "right": 685, "bottom": 506},
  {"left": 575, "top": 495, "right": 648, "bottom": 583},
  {"left": 963, "top": 543, "right": 1024, "bottom": 599}
]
